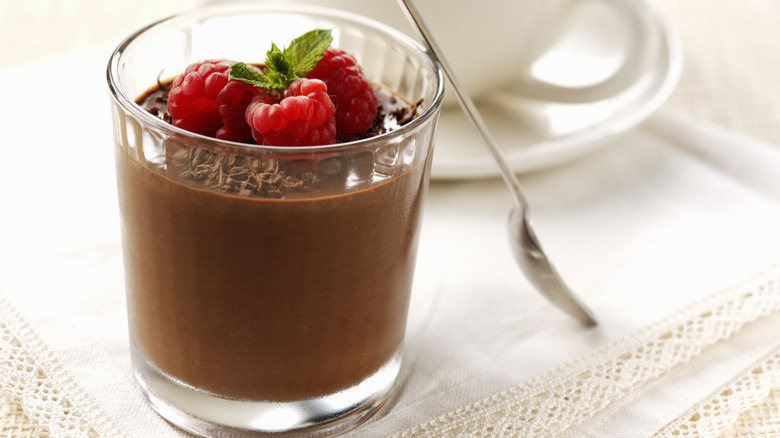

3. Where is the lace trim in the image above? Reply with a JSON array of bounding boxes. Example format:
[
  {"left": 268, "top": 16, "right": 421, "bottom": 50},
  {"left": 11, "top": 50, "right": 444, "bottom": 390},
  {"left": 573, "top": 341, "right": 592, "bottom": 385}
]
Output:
[
  {"left": 394, "top": 264, "right": 780, "bottom": 438},
  {"left": 653, "top": 346, "right": 780, "bottom": 437},
  {"left": 1, "top": 391, "right": 48, "bottom": 437},
  {"left": 0, "top": 294, "right": 125, "bottom": 438},
  {"left": 724, "top": 388, "right": 780, "bottom": 437}
]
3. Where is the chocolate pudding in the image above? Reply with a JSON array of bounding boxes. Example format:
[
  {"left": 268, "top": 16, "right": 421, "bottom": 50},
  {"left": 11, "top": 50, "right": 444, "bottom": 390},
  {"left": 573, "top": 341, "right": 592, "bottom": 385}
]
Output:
[{"left": 117, "top": 83, "right": 427, "bottom": 401}]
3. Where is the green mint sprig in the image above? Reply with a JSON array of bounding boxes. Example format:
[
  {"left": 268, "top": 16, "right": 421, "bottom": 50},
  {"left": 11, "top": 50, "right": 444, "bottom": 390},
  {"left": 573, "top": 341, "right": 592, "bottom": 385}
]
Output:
[{"left": 229, "top": 29, "right": 333, "bottom": 93}]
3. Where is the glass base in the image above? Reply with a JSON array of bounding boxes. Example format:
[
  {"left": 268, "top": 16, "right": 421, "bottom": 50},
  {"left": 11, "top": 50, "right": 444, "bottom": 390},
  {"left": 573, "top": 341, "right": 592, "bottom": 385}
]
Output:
[{"left": 132, "top": 350, "right": 402, "bottom": 437}]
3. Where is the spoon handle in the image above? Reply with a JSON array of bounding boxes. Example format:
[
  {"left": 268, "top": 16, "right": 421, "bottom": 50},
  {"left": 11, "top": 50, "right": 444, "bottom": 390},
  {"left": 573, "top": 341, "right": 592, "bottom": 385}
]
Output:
[{"left": 395, "top": 0, "right": 527, "bottom": 210}]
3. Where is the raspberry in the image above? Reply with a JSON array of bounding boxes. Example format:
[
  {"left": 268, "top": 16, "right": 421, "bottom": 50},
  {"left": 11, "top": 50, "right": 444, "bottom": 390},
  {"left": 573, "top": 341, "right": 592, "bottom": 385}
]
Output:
[
  {"left": 215, "top": 79, "right": 259, "bottom": 143},
  {"left": 307, "top": 47, "right": 378, "bottom": 141},
  {"left": 167, "top": 59, "right": 258, "bottom": 141},
  {"left": 245, "top": 78, "right": 337, "bottom": 146}
]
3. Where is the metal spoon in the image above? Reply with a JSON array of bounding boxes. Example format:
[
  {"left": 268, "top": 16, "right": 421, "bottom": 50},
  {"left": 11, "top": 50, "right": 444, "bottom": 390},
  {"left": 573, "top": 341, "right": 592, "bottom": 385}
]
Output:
[{"left": 397, "top": 0, "right": 597, "bottom": 326}]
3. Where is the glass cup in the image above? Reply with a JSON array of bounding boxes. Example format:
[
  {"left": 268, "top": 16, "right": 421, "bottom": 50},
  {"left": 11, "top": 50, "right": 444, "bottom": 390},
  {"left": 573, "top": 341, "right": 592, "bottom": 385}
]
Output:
[{"left": 107, "top": 4, "right": 443, "bottom": 436}]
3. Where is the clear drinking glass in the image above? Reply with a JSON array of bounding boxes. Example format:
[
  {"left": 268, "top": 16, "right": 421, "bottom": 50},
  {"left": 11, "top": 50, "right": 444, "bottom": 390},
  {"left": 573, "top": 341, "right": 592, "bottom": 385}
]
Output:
[{"left": 107, "top": 4, "right": 443, "bottom": 436}]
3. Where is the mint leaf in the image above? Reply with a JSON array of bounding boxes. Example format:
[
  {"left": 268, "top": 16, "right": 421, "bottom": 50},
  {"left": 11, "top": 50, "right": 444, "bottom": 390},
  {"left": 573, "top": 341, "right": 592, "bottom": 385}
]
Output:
[
  {"left": 286, "top": 29, "right": 333, "bottom": 77},
  {"left": 228, "top": 62, "right": 275, "bottom": 90},
  {"left": 229, "top": 29, "right": 333, "bottom": 93},
  {"left": 264, "top": 44, "right": 297, "bottom": 90},
  {"left": 229, "top": 62, "right": 265, "bottom": 83}
]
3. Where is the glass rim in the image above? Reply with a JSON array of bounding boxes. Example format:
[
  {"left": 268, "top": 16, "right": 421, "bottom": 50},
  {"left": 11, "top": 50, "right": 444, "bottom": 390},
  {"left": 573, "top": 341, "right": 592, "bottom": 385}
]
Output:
[{"left": 106, "top": 3, "right": 445, "bottom": 155}]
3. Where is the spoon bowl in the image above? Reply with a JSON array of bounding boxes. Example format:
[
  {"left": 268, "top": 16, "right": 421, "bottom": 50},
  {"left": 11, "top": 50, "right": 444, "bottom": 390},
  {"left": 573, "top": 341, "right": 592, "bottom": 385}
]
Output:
[{"left": 508, "top": 207, "right": 597, "bottom": 325}]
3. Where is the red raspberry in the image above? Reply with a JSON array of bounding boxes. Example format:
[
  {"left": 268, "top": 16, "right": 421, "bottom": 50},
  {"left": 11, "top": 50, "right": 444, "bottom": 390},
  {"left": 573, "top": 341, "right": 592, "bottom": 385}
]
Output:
[
  {"left": 245, "top": 78, "right": 337, "bottom": 146},
  {"left": 167, "top": 59, "right": 258, "bottom": 141},
  {"left": 215, "top": 79, "right": 259, "bottom": 143},
  {"left": 307, "top": 47, "right": 378, "bottom": 141}
]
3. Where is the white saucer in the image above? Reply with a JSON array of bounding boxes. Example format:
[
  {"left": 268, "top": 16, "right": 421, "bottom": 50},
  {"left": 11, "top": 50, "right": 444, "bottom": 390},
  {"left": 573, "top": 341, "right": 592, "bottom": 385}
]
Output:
[{"left": 430, "top": 0, "right": 682, "bottom": 180}]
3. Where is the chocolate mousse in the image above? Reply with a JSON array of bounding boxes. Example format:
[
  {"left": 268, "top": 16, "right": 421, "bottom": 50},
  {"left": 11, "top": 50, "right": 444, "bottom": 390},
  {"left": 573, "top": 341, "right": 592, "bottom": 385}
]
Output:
[{"left": 116, "top": 82, "right": 426, "bottom": 401}]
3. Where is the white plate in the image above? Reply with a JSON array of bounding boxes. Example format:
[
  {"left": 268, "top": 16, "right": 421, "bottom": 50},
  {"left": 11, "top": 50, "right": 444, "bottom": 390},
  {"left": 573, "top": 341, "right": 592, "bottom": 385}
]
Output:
[{"left": 430, "top": 0, "right": 682, "bottom": 180}]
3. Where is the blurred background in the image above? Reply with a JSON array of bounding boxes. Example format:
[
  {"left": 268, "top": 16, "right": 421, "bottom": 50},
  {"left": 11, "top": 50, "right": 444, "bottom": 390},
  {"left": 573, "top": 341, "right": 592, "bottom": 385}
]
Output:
[{"left": 1, "top": 0, "right": 779, "bottom": 148}]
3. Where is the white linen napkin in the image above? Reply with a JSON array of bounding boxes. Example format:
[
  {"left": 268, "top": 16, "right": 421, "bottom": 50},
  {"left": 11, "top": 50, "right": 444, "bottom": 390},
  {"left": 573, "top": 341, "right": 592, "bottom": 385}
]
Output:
[{"left": 1, "top": 47, "right": 779, "bottom": 437}]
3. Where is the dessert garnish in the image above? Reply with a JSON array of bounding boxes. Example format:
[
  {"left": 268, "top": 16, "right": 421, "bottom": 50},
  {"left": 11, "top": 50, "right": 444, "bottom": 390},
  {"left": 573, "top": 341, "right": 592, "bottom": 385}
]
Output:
[
  {"left": 229, "top": 29, "right": 336, "bottom": 145},
  {"left": 165, "top": 29, "right": 380, "bottom": 146}
]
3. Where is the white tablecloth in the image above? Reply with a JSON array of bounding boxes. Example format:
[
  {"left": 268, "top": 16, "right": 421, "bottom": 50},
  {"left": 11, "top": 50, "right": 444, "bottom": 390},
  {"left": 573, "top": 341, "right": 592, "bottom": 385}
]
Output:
[{"left": 2, "top": 0, "right": 780, "bottom": 437}]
